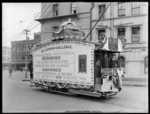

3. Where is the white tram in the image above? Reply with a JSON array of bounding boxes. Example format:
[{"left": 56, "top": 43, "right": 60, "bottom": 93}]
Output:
[{"left": 30, "top": 20, "right": 125, "bottom": 98}]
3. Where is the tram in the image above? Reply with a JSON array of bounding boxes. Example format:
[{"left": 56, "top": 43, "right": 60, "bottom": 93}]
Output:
[{"left": 30, "top": 19, "right": 125, "bottom": 98}]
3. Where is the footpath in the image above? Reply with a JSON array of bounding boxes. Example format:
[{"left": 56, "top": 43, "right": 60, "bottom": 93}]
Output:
[
  {"left": 122, "top": 77, "right": 148, "bottom": 87},
  {"left": 3, "top": 70, "right": 148, "bottom": 87}
]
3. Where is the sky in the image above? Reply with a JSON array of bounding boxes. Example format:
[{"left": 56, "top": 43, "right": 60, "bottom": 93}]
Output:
[{"left": 2, "top": 3, "right": 41, "bottom": 47}]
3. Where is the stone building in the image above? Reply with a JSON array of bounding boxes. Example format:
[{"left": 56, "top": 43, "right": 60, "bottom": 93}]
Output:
[
  {"left": 11, "top": 32, "right": 41, "bottom": 70},
  {"left": 2, "top": 46, "right": 11, "bottom": 68},
  {"left": 36, "top": 2, "right": 93, "bottom": 41},
  {"left": 91, "top": 2, "right": 148, "bottom": 78},
  {"left": 35, "top": 2, "right": 148, "bottom": 78}
]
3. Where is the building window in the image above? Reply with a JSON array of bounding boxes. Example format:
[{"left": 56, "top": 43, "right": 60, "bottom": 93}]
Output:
[
  {"left": 53, "top": 26, "right": 59, "bottom": 31},
  {"left": 7, "top": 57, "right": 10, "bottom": 61},
  {"left": 12, "top": 46, "right": 15, "bottom": 51},
  {"left": 53, "top": 4, "right": 58, "bottom": 16},
  {"left": 98, "top": 29, "right": 105, "bottom": 42},
  {"left": 144, "top": 56, "right": 148, "bottom": 74},
  {"left": 118, "top": 28, "right": 125, "bottom": 39},
  {"left": 79, "top": 55, "right": 87, "bottom": 73},
  {"left": 132, "top": 2, "right": 140, "bottom": 15},
  {"left": 72, "top": 3, "right": 77, "bottom": 14},
  {"left": 23, "top": 53, "right": 25, "bottom": 60},
  {"left": 131, "top": 26, "right": 140, "bottom": 43},
  {"left": 99, "top": 5, "right": 105, "bottom": 19},
  {"left": 118, "top": 2, "right": 126, "bottom": 17}
]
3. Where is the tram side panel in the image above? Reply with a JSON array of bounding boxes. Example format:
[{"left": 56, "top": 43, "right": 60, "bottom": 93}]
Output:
[{"left": 32, "top": 41, "right": 95, "bottom": 89}]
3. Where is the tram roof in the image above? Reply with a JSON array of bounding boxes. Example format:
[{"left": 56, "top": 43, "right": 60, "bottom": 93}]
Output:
[{"left": 30, "top": 37, "right": 122, "bottom": 53}]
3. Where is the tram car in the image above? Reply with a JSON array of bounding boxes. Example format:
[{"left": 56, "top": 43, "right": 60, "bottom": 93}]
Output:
[{"left": 30, "top": 19, "right": 125, "bottom": 98}]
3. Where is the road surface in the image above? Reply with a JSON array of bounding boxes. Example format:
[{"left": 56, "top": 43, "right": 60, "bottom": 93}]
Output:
[{"left": 2, "top": 70, "right": 148, "bottom": 113}]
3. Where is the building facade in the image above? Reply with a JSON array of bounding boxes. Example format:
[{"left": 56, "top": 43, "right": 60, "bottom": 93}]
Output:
[
  {"left": 2, "top": 46, "right": 11, "bottom": 67},
  {"left": 36, "top": 2, "right": 93, "bottom": 41},
  {"left": 91, "top": 2, "right": 148, "bottom": 78},
  {"left": 35, "top": 2, "right": 148, "bottom": 78},
  {"left": 11, "top": 32, "right": 41, "bottom": 70}
]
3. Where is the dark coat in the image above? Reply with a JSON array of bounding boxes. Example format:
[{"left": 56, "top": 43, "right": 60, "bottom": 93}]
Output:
[
  {"left": 102, "top": 57, "right": 109, "bottom": 68},
  {"left": 95, "top": 60, "right": 101, "bottom": 77},
  {"left": 109, "top": 59, "right": 120, "bottom": 68},
  {"left": 28, "top": 60, "right": 33, "bottom": 71},
  {"left": 28, "top": 60, "right": 33, "bottom": 78}
]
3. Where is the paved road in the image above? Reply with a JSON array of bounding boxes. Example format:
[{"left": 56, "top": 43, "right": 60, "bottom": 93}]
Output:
[{"left": 2, "top": 70, "right": 148, "bottom": 113}]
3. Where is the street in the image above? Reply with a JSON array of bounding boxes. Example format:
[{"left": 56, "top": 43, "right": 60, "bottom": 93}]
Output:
[{"left": 2, "top": 69, "right": 148, "bottom": 113}]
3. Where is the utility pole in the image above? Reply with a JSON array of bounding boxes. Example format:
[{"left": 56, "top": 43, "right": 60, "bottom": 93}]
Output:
[{"left": 23, "top": 29, "right": 30, "bottom": 80}]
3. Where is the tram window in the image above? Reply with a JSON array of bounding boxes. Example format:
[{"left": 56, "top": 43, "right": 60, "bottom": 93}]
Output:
[
  {"left": 79, "top": 55, "right": 87, "bottom": 73},
  {"left": 98, "top": 30, "right": 105, "bottom": 42}
]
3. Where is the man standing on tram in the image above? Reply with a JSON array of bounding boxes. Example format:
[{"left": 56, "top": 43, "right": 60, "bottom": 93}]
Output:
[{"left": 109, "top": 53, "right": 122, "bottom": 92}]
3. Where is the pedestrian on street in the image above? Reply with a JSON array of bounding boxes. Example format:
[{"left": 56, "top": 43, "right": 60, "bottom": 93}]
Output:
[
  {"left": 28, "top": 54, "right": 34, "bottom": 87},
  {"left": 9, "top": 66, "right": 13, "bottom": 78}
]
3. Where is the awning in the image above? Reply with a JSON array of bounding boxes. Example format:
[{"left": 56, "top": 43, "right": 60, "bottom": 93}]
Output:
[
  {"left": 102, "top": 37, "right": 122, "bottom": 52},
  {"left": 96, "top": 25, "right": 111, "bottom": 29}
]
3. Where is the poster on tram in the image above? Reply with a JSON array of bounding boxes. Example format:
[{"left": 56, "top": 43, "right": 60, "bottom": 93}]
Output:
[{"left": 32, "top": 40, "right": 95, "bottom": 86}]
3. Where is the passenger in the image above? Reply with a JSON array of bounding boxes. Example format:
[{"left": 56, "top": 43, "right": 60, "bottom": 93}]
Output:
[
  {"left": 102, "top": 53, "right": 109, "bottom": 68},
  {"left": 95, "top": 55, "right": 101, "bottom": 78},
  {"left": 109, "top": 53, "right": 120, "bottom": 68},
  {"left": 109, "top": 53, "right": 122, "bottom": 92}
]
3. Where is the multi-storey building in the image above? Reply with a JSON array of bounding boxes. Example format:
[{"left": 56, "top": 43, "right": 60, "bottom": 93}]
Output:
[
  {"left": 2, "top": 46, "right": 11, "bottom": 68},
  {"left": 11, "top": 32, "right": 41, "bottom": 70},
  {"left": 91, "top": 2, "right": 148, "bottom": 78},
  {"left": 35, "top": 2, "right": 148, "bottom": 78},
  {"left": 36, "top": 2, "right": 93, "bottom": 41}
]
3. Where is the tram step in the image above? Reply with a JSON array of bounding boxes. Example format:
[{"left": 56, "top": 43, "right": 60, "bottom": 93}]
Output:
[
  {"left": 69, "top": 89, "right": 101, "bottom": 97},
  {"left": 105, "top": 92, "right": 117, "bottom": 97}
]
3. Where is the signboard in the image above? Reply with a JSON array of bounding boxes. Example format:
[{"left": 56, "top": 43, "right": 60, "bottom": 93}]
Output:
[{"left": 32, "top": 40, "right": 95, "bottom": 86}]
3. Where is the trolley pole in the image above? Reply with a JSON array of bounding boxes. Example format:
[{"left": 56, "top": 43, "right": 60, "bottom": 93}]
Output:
[{"left": 23, "top": 29, "right": 30, "bottom": 80}]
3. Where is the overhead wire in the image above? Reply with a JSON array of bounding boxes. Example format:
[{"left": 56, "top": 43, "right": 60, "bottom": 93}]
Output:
[
  {"left": 5, "top": 3, "right": 44, "bottom": 44},
  {"left": 44, "top": 6, "right": 53, "bottom": 18},
  {"left": 30, "top": 3, "right": 54, "bottom": 34},
  {"left": 4, "top": 3, "right": 52, "bottom": 45},
  {"left": 29, "top": 3, "right": 53, "bottom": 31},
  {"left": 25, "top": 3, "right": 50, "bottom": 31},
  {"left": 3, "top": 4, "right": 42, "bottom": 44},
  {"left": 3, "top": 32, "right": 24, "bottom": 44},
  {"left": 40, "top": 3, "right": 52, "bottom": 18},
  {"left": 84, "top": 3, "right": 111, "bottom": 40},
  {"left": 24, "top": 3, "right": 48, "bottom": 30}
]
